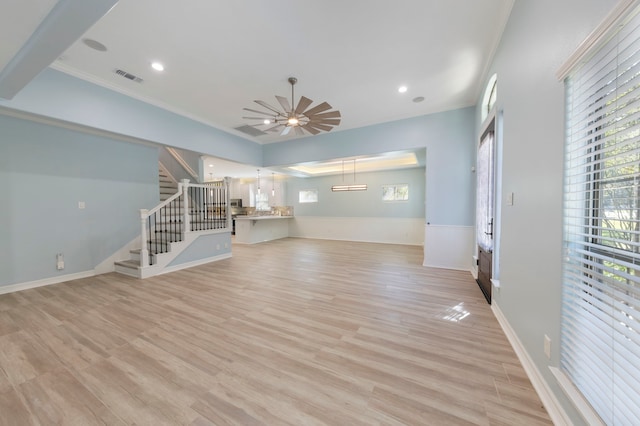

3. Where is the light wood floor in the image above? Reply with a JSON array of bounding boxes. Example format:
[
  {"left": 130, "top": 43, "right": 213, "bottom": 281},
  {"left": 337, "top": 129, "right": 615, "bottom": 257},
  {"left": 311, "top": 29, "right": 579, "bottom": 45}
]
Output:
[{"left": 0, "top": 238, "right": 552, "bottom": 425}]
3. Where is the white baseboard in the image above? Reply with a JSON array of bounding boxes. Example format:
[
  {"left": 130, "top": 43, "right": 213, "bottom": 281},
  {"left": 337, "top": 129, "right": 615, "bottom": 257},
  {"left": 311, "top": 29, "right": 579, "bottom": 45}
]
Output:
[
  {"left": 491, "top": 302, "right": 571, "bottom": 426},
  {"left": 0, "top": 270, "right": 95, "bottom": 295},
  {"left": 155, "top": 253, "right": 232, "bottom": 276}
]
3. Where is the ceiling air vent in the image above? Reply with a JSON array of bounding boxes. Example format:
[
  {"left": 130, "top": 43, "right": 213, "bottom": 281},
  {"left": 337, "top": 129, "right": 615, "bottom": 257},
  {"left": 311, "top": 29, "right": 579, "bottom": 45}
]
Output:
[
  {"left": 234, "top": 125, "right": 267, "bottom": 137},
  {"left": 115, "top": 69, "right": 143, "bottom": 83}
]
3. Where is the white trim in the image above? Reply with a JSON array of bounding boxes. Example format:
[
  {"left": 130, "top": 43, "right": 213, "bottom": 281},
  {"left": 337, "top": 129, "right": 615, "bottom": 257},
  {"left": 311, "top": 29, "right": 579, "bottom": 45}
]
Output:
[
  {"left": 471, "top": 255, "right": 479, "bottom": 279},
  {"left": 0, "top": 105, "right": 160, "bottom": 148},
  {"left": 491, "top": 278, "right": 500, "bottom": 288},
  {"left": 550, "top": 367, "right": 606, "bottom": 426},
  {"left": 424, "top": 224, "right": 474, "bottom": 272},
  {"left": 165, "top": 147, "right": 198, "bottom": 180},
  {"left": 139, "top": 229, "right": 232, "bottom": 278},
  {"left": 158, "top": 161, "right": 178, "bottom": 185},
  {"left": 49, "top": 62, "right": 262, "bottom": 144},
  {"left": 556, "top": 0, "right": 639, "bottom": 80},
  {"left": 95, "top": 236, "right": 140, "bottom": 275},
  {"left": 158, "top": 253, "right": 232, "bottom": 276},
  {"left": 0, "top": 270, "right": 95, "bottom": 295},
  {"left": 491, "top": 302, "right": 572, "bottom": 426}
]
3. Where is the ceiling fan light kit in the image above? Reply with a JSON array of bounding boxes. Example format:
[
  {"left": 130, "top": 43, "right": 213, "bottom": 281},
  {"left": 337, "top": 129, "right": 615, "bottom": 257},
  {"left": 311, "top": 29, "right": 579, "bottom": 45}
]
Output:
[{"left": 243, "top": 77, "right": 341, "bottom": 136}]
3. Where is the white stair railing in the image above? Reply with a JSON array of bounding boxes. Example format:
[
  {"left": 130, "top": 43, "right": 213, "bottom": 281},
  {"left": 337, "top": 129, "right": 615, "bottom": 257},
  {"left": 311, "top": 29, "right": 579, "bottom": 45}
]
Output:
[{"left": 139, "top": 178, "right": 230, "bottom": 267}]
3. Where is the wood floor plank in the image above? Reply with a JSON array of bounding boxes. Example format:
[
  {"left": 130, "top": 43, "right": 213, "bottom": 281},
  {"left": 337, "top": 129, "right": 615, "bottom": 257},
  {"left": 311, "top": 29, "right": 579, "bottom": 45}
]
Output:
[
  {"left": 0, "top": 238, "right": 552, "bottom": 425},
  {"left": 19, "top": 368, "right": 126, "bottom": 425},
  {"left": 0, "top": 388, "right": 36, "bottom": 426}
]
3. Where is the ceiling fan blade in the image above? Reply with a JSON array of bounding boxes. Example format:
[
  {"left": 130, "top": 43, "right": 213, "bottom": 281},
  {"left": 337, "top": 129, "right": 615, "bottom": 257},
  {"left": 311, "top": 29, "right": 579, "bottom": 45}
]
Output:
[
  {"left": 310, "top": 110, "right": 341, "bottom": 119},
  {"left": 281, "top": 126, "right": 292, "bottom": 136},
  {"left": 294, "top": 126, "right": 305, "bottom": 136},
  {"left": 308, "top": 123, "right": 332, "bottom": 132},
  {"left": 265, "top": 124, "right": 284, "bottom": 132},
  {"left": 303, "top": 102, "right": 332, "bottom": 116},
  {"left": 243, "top": 116, "right": 273, "bottom": 120},
  {"left": 303, "top": 124, "right": 321, "bottom": 135},
  {"left": 243, "top": 107, "right": 275, "bottom": 116},
  {"left": 294, "top": 96, "right": 313, "bottom": 115},
  {"left": 276, "top": 96, "right": 291, "bottom": 112},
  {"left": 254, "top": 100, "right": 282, "bottom": 114},
  {"left": 309, "top": 118, "right": 341, "bottom": 126}
]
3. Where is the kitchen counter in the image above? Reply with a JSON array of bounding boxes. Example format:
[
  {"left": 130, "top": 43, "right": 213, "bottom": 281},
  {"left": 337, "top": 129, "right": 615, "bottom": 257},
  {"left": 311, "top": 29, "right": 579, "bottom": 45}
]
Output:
[
  {"left": 235, "top": 215, "right": 294, "bottom": 221},
  {"left": 234, "top": 215, "right": 293, "bottom": 244}
]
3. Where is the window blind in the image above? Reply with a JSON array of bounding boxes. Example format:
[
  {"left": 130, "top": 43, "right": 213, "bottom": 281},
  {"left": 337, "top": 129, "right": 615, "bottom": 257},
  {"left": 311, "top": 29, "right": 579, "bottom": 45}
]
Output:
[{"left": 562, "top": 6, "right": 640, "bottom": 424}]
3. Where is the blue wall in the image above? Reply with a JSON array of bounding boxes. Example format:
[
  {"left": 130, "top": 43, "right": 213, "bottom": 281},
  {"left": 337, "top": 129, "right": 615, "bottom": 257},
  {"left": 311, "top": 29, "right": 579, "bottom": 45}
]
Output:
[
  {"left": 0, "top": 68, "right": 263, "bottom": 166},
  {"left": 287, "top": 167, "right": 425, "bottom": 218},
  {"left": 0, "top": 114, "right": 158, "bottom": 287},
  {"left": 0, "top": 65, "right": 476, "bottom": 286},
  {"left": 476, "top": 0, "right": 618, "bottom": 424},
  {"left": 265, "top": 107, "right": 476, "bottom": 226}
]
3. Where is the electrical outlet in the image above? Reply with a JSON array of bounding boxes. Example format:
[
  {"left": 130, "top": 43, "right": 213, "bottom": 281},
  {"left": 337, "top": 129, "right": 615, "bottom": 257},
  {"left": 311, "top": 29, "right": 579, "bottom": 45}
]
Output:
[
  {"left": 544, "top": 334, "right": 551, "bottom": 359},
  {"left": 56, "top": 253, "right": 64, "bottom": 270},
  {"left": 78, "top": 201, "right": 85, "bottom": 209}
]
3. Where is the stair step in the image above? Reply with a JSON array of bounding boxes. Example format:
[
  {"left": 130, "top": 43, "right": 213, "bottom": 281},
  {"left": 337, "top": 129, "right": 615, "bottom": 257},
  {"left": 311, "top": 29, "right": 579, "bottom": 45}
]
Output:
[{"left": 114, "top": 259, "right": 140, "bottom": 269}]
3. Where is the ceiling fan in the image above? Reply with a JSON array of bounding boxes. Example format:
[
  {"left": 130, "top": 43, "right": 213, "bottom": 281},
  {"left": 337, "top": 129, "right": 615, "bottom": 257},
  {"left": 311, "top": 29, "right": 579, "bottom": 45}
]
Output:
[{"left": 243, "top": 77, "right": 341, "bottom": 136}]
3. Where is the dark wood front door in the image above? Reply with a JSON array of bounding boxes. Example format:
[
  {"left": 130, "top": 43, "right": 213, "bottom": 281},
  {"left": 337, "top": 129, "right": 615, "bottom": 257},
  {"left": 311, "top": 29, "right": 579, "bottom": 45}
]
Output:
[
  {"left": 476, "top": 118, "right": 495, "bottom": 304},
  {"left": 477, "top": 247, "right": 492, "bottom": 303}
]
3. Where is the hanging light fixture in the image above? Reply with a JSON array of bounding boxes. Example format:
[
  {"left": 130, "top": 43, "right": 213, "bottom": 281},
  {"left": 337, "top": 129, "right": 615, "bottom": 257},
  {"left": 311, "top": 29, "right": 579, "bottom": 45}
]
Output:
[
  {"left": 243, "top": 77, "right": 341, "bottom": 137},
  {"left": 257, "top": 169, "right": 261, "bottom": 194},
  {"left": 331, "top": 159, "right": 367, "bottom": 192},
  {"left": 272, "top": 173, "right": 276, "bottom": 196}
]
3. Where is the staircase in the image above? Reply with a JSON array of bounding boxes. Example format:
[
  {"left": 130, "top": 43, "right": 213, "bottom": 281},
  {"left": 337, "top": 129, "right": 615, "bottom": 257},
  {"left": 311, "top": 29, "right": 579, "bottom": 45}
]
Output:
[
  {"left": 114, "top": 179, "right": 231, "bottom": 279},
  {"left": 159, "top": 164, "right": 178, "bottom": 201}
]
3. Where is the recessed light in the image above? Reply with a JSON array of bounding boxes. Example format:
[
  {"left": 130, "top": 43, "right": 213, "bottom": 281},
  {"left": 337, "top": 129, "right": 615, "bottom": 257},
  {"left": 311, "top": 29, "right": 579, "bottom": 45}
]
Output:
[
  {"left": 82, "top": 38, "right": 107, "bottom": 52},
  {"left": 209, "top": 164, "right": 214, "bottom": 167},
  {"left": 151, "top": 62, "right": 165, "bottom": 71},
  {"left": 398, "top": 85, "right": 408, "bottom": 93},
  {"left": 413, "top": 96, "right": 425, "bottom": 103}
]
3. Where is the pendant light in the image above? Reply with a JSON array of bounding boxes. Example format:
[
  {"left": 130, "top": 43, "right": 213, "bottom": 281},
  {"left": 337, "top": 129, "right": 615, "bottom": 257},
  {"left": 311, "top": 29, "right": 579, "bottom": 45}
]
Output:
[
  {"left": 331, "top": 159, "right": 367, "bottom": 191},
  {"left": 272, "top": 173, "right": 275, "bottom": 196},
  {"left": 257, "top": 169, "right": 261, "bottom": 195}
]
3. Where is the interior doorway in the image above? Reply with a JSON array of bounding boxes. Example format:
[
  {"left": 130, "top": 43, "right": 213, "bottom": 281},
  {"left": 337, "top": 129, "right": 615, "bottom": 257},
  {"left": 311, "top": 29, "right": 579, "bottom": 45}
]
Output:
[{"left": 476, "top": 118, "right": 495, "bottom": 303}]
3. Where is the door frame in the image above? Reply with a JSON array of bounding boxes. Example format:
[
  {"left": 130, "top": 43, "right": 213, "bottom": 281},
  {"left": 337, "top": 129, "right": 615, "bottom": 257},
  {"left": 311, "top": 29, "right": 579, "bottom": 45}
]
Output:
[{"left": 476, "top": 109, "right": 499, "bottom": 303}]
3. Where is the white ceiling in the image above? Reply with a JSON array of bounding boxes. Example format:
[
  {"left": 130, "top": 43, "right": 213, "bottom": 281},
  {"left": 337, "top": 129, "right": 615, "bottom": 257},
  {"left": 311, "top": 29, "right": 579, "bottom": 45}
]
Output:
[{"left": 1, "top": 0, "right": 513, "bottom": 174}]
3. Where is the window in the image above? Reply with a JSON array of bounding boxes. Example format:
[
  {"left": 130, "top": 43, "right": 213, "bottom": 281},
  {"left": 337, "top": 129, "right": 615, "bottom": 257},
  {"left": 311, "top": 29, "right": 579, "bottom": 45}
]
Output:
[
  {"left": 255, "top": 192, "right": 269, "bottom": 211},
  {"left": 299, "top": 189, "right": 318, "bottom": 203},
  {"left": 476, "top": 126, "right": 495, "bottom": 253},
  {"left": 382, "top": 184, "right": 409, "bottom": 201},
  {"left": 481, "top": 73, "right": 497, "bottom": 123},
  {"left": 561, "top": 6, "right": 640, "bottom": 424}
]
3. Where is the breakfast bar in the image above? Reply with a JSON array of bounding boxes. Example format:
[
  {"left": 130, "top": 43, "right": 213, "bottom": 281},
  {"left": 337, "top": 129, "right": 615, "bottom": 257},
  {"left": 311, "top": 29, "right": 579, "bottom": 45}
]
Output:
[{"left": 234, "top": 215, "right": 293, "bottom": 244}]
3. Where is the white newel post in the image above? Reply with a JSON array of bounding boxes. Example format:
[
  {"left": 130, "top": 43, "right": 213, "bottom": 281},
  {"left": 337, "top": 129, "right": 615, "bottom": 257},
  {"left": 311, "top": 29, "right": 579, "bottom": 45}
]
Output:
[
  {"left": 140, "top": 209, "right": 149, "bottom": 267},
  {"left": 181, "top": 179, "right": 191, "bottom": 234},
  {"left": 225, "top": 177, "right": 231, "bottom": 230}
]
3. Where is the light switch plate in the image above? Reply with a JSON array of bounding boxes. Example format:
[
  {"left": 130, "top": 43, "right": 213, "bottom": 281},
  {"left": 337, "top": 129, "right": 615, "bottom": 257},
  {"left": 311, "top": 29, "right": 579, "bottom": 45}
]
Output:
[
  {"left": 506, "top": 192, "right": 514, "bottom": 206},
  {"left": 78, "top": 201, "right": 86, "bottom": 209}
]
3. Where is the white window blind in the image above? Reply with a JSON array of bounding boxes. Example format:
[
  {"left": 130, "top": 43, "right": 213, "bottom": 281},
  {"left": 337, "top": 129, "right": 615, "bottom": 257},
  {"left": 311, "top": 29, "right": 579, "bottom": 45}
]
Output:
[{"left": 562, "top": 6, "right": 640, "bottom": 424}]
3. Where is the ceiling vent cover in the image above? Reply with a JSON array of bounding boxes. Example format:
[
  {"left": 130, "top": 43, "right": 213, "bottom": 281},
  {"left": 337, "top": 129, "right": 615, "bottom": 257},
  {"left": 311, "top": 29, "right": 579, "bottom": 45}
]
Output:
[
  {"left": 115, "top": 69, "right": 143, "bottom": 83},
  {"left": 234, "top": 125, "right": 267, "bottom": 137}
]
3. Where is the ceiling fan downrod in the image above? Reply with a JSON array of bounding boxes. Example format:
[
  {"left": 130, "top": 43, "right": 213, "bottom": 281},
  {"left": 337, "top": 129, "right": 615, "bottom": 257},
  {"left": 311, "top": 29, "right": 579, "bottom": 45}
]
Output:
[{"left": 288, "top": 77, "right": 299, "bottom": 125}]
